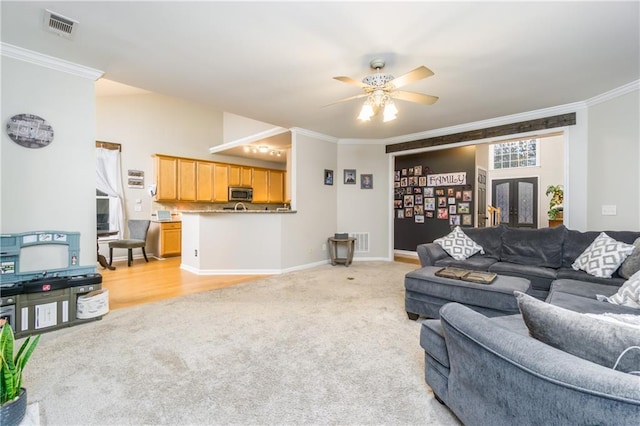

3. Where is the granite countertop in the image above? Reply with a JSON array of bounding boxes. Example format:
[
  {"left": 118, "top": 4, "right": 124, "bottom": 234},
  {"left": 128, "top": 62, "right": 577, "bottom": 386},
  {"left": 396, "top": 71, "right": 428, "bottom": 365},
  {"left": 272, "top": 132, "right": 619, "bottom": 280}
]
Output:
[{"left": 180, "top": 209, "right": 296, "bottom": 214}]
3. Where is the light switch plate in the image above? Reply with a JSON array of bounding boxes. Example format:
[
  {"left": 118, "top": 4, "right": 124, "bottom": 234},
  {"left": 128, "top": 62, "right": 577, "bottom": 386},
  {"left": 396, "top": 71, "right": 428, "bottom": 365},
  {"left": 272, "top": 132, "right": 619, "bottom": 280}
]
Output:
[
  {"left": 601, "top": 205, "right": 617, "bottom": 216},
  {"left": 134, "top": 205, "right": 142, "bottom": 212}
]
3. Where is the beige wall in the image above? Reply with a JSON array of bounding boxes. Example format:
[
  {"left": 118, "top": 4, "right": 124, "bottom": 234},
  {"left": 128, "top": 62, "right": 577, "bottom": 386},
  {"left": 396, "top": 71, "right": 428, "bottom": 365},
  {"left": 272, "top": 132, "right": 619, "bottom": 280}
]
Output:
[
  {"left": 587, "top": 90, "right": 640, "bottom": 230},
  {"left": 1, "top": 57, "right": 97, "bottom": 267}
]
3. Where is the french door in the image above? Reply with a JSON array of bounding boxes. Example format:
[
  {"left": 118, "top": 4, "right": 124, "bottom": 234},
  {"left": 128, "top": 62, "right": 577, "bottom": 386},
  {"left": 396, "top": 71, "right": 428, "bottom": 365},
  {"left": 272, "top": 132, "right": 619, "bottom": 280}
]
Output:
[{"left": 491, "top": 177, "right": 538, "bottom": 228}]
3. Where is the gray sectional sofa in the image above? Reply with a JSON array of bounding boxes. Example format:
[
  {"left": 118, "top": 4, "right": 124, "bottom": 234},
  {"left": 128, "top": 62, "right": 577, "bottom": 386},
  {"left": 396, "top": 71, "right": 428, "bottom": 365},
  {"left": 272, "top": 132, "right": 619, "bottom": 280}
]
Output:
[
  {"left": 412, "top": 225, "right": 640, "bottom": 424},
  {"left": 416, "top": 224, "right": 640, "bottom": 299}
]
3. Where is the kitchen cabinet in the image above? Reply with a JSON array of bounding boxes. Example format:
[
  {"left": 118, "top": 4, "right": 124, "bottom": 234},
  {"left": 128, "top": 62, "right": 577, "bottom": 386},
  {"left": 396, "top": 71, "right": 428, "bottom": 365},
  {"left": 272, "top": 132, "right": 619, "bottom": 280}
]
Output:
[
  {"left": 212, "top": 163, "right": 229, "bottom": 202},
  {"left": 229, "top": 165, "right": 253, "bottom": 187},
  {"left": 252, "top": 168, "right": 269, "bottom": 203},
  {"left": 196, "top": 161, "right": 214, "bottom": 201},
  {"left": 158, "top": 221, "right": 181, "bottom": 257},
  {"left": 178, "top": 158, "right": 197, "bottom": 201},
  {"left": 155, "top": 156, "right": 178, "bottom": 201},
  {"left": 268, "top": 170, "right": 284, "bottom": 203}
]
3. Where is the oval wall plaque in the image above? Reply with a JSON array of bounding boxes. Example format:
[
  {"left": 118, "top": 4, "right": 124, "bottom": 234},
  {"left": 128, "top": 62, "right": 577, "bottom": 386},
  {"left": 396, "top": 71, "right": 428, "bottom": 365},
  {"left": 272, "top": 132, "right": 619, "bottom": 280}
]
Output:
[{"left": 6, "top": 114, "right": 54, "bottom": 149}]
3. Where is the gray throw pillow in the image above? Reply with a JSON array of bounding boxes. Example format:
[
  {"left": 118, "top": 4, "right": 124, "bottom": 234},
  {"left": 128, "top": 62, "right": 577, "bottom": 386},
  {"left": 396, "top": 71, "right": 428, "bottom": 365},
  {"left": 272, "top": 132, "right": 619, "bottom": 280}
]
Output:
[
  {"left": 514, "top": 291, "right": 640, "bottom": 374},
  {"left": 619, "top": 237, "right": 640, "bottom": 279}
]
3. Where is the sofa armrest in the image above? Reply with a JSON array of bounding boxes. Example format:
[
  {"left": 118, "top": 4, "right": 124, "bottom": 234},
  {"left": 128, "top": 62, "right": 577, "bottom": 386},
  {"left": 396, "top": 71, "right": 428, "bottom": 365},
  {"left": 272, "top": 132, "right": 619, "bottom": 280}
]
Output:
[
  {"left": 439, "top": 303, "right": 640, "bottom": 425},
  {"left": 416, "top": 242, "right": 449, "bottom": 267}
]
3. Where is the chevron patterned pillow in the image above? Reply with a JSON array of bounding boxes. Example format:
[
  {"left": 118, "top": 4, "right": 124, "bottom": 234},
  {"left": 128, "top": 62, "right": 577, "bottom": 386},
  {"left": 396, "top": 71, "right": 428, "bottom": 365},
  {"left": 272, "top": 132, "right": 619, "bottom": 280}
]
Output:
[
  {"left": 597, "top": 270, "right": 640, "bottom": 309},
  {"left": 434, "top": 226, "right": 485, "bottom": 261},
  {"left": 572, "top": 232, "right": 636, "bottom": 278}
]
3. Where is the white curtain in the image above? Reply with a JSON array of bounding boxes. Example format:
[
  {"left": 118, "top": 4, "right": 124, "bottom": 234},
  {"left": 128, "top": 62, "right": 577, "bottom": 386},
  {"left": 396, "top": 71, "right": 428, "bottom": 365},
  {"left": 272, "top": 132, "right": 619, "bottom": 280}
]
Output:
[{"left": 96, "top": 147, "right": 125, "bottom": 238}]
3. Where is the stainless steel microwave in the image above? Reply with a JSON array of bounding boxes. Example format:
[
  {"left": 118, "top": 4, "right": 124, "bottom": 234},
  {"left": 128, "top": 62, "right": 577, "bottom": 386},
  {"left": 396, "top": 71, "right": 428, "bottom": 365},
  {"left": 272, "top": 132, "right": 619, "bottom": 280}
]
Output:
[{"left": 228, "top": 186, "right": 253, "bottom": 202}]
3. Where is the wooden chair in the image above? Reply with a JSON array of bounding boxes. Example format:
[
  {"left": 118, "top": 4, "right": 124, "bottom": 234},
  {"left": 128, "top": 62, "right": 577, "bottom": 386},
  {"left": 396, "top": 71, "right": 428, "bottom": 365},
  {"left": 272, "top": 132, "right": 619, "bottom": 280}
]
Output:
[{"left": 109, "top": 220, "right": 150, "bottom": 267}]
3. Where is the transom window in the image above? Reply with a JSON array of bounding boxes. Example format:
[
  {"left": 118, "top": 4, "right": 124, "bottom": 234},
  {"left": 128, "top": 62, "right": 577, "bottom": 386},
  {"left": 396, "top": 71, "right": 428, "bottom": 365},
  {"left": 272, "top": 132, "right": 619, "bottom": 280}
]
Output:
[{"left": 491, "top": 139, "right": 538, "bottom": 169}]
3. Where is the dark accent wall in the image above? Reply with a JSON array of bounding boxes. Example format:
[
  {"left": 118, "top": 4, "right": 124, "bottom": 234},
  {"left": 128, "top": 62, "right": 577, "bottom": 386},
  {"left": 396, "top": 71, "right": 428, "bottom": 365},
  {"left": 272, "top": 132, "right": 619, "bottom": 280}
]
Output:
[{"left": 394, "top": 145, "right": 477, "bottom": 251}]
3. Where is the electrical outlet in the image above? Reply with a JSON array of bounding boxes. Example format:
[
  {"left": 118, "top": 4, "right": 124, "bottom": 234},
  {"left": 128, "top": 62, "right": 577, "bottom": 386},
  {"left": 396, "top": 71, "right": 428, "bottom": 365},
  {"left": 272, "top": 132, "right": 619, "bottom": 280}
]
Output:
[
  {"left": 601, "top": 205, "right": 617, "bottom": 216},
  {"left": 134, "top": 205, "right": 142, "bottom": 212}
]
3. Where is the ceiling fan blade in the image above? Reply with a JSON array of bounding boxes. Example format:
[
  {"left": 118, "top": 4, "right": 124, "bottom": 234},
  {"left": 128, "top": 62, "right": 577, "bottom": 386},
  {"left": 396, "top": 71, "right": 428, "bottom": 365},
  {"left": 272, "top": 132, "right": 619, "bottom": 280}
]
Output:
[
  {"left": 333, "top": 76, "right": 369, "bottom": 88},
  {"left": 392, "top": 90, "right": 439, "bottom": 105},
  {"left": 323, "top": 93, "right": 368, "bottom": 107},
  {"left": 388, "top": 66, "right": 434, "bottom": 89}
]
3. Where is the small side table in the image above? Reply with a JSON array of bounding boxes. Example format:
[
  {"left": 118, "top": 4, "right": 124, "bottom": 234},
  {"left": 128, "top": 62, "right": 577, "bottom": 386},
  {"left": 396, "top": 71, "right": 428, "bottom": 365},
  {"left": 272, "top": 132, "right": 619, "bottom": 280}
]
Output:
[{"left": 328, "top": 237, "right": 356, "bottom": 267}]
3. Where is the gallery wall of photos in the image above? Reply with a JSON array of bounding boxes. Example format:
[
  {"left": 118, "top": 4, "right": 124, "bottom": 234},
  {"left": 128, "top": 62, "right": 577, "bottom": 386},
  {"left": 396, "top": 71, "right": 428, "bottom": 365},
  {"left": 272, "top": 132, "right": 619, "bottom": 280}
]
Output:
[{"left": 394, "top": 166, "right": 474, "bottom": 226}]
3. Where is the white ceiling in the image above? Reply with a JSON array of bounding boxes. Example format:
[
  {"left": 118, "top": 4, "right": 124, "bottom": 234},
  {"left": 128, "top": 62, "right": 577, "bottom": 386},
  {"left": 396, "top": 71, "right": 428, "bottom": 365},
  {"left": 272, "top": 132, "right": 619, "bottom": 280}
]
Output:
[{"left": 2, "top": 1, "right": 638, "bottom": 141}]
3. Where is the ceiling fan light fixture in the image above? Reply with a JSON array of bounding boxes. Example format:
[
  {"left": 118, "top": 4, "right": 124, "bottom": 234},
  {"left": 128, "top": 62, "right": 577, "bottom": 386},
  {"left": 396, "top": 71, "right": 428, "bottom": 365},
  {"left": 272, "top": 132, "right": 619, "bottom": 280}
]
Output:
[
  {"left": 358, "top": 100, "right": 374, "bottom": 121},
  {"left": 383, "top": 100, "right": 398, "bottom": 122}
]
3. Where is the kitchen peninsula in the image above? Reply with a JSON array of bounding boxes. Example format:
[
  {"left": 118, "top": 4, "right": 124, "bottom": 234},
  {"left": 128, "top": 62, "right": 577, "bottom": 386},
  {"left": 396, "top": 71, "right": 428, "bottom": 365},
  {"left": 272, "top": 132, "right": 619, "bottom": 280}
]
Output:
[{"left": 180, "top": 209, "right": 297, "bottom": 274}]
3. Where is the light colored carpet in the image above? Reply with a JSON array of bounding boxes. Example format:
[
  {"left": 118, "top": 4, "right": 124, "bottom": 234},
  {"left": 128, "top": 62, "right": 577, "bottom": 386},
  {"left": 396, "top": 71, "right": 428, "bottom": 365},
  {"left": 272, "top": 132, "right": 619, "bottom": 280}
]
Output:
[{"left": 25, "top": 261, "right": 460, "bottom": 425}]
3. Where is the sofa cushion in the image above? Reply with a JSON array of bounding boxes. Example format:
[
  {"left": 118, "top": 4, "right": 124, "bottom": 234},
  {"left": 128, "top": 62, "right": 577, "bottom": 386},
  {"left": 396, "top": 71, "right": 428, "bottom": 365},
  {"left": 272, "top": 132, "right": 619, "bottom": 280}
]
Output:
[
  {"left": 562, "top": 229, "right": 640, "bottom": 270},
  {"left": 420, "top": 320, "right": 449, "bottom": 368},
  {"left": 434, "top": 226, "right": 484, "bottom": 260},
  {"left": 619, "top": 237, "right": 640, "bottom": 279},
  {"left": 547, "top": 291, "right": 640, "bottom": 315},
  {"left": 571, "top": 232, "right": 635, "bottom": 278},
  {"left": 462, "top": 225, "right": 505, "bottom": 259},
  {"left": 515, "top": 291, "right": 640, "bottom": 374},
  {"left": 500, "top": 226, "right": 565, "bottom": 268},
  {"left": 556, "top": 267, "right": 627, "bottom": 286},
  {"left": 596, "top": 270, "right": 640, "bottom": 309}
]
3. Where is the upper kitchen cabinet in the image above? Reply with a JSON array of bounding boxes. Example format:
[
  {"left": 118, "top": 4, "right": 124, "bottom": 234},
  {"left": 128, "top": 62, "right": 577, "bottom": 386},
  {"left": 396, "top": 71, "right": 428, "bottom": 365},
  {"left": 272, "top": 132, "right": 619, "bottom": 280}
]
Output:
[
  {"left": 178, "top": 158, "right": 197, "bottom": 201},
  {"left": 229, "top": 165, "right": 253, "bottom": 187},
  {"left": 196, "top": 161, "right": 214, "bottom": 202},
  {"left": 155, "top": 155, "right": 178, "bottom": 201},
  {"left": 268, "top": 170, "right": 285, "bottom": 203},
  {"left": 212, "top": 163, "right": 229, "bottom": 202},
  {"left": 253, "top": 168, "right": 285, "bottom": 203}
]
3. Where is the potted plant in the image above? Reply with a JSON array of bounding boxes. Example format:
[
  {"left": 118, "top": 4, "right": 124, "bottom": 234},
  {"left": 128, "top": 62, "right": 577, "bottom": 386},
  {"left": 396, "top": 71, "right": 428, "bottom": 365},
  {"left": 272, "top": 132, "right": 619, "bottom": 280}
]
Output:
[
  {"left": 0, "top": 323, "right": 40, "bottom": 426},
  {"left": 545, "top": 184, "right": 564, "bottom": 220}
]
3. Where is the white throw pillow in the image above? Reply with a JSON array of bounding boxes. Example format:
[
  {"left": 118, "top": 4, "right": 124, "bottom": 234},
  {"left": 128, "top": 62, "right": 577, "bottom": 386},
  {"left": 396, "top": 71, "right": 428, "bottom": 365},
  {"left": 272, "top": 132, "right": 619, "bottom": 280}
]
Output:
[
  {"left": 434, "top": 226, "right": 484, "bottom": 261},
  {"left": 571, "top": 232, "right": 635, "bottom": 278},
  {"left": 596, "top": 270, "right": 640, "bottom": 309}
]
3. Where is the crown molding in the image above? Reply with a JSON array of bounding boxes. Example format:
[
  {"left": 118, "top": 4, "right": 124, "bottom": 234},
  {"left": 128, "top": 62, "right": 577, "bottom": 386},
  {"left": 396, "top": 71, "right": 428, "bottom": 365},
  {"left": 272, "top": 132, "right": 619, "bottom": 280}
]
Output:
[
  {"left": 290, "top": 127, "right": 339, "bottom": 144},
  {"left": 585, "top": 80, "right": 639, "bottom": 107},
  {"left": 0, "top": 42, "right": 104, "bottom": 80}
]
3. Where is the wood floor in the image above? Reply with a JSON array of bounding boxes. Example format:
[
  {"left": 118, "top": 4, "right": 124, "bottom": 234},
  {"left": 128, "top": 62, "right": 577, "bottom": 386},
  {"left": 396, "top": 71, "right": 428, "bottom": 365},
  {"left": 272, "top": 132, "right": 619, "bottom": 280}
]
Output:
[
  {"left": 99, "top": 257, "right": 265, "bottom": 310},
  {"left": 101, "top": 255, "right": 418, "bottom": 311}
]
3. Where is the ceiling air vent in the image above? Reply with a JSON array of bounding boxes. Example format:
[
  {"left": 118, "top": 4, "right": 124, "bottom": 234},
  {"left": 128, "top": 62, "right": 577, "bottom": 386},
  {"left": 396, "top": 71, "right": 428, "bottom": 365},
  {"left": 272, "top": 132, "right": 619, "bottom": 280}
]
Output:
[{"left": 44, "top": 9, "right": 78, "bottom": 39}]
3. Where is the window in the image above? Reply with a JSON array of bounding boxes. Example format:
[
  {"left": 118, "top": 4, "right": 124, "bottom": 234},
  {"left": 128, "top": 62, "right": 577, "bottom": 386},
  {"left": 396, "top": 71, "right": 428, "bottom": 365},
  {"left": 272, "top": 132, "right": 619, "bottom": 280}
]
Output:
[
  {"left": 491, "top": 139, "right": 538, "bottom": 169},
  {"left": 96, "top": 189, "right": 111, "bottom": 231}
]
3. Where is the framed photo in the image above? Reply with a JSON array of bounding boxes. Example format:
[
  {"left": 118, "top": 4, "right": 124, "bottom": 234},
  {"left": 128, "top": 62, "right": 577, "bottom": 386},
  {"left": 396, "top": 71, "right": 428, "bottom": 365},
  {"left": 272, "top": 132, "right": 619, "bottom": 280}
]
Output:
[
  {"left": 400, "top": 177, "right": 408, "bottom": 187},
  {"left": 462, "top": 214, "right": 473, "bottom": 226},
  {"left": 394, "top": 170, "right": 400, "bottom": 181},
  {"left": 450, "top": 215, "right": 461, "bottom": 226},
  {"left": 424, "top": 198, "right": 435, "bottom": 210},
  {"left": 449, "top": 205, "right": 457, "bottom": 214},
  {"left": 419, "top": 176, "right": 427, "bottom": 187},
  {"left": 447, "top": 188, "right": 455, "bottom": 196},
  {"left": 344, "top": 169, "right": 356, "bottom": 184},
  {"left": 462, "top": 190, "right": 473, "bottom": 201},
  {"left": 401, "top": 168, "right": 407, "bottom": 176},
  {"left": 413, "top": 187, "right": 422, "bottom": 194},
  {"left": 426, "top": 211, "right": 434, "bottom": 219},
  {"left": 397, "top": 209, "right": 405, "bottom": 219},
  {"left": 414, "top": 165, "right": 422, "bottom": 175},
  {"left": 415, "top": 214, "right": 425, "bottom": 224},
  {"left": 437, "top": 208, "right": 449, "bottom": 219},
  {"left": 394, "top": 181, "right": 400, "bottom": 188},
  {"left": 394, "top": 199, "right": 403, "bottom": 209},
  {"left": 404, "top": 207, "right": 414, "bottom": 218},
  {"left": 448, "top": 197, "right": 456, "bottom": 205},
  {"left": 425, "top": 187, "right": 434, "bottom": 197},
  {"left": 414, "top": 205, "right": 424, "bottom": 215},
  {"left": 127, "top": 169, "right": 144, "bottom": 189},
  {"left": 360, "top": 174, "right": 373, "bottom": 189},
  {"left": 437, "top": 197, "right": 447, "bottom": 207},
  {"left": 455, "top": 190, "right": 462, "bottom": 199},
  {"left": 403, "top": 195, "right": 414, "bottom": 207},
  {"left": 415, "top": 194, "right": 423, "bottom": 205},
  {"left": 436, "top": 189, "right": 445, "bottom": 196},
  {"left": 408, "top": 167, "right": 414, "bottom": 175},
  {"left": 324, "top": 169, "right": 333, "bottom": 185},
  {"left": 458, "top": 202, "right": 470, "bottom": 214}
]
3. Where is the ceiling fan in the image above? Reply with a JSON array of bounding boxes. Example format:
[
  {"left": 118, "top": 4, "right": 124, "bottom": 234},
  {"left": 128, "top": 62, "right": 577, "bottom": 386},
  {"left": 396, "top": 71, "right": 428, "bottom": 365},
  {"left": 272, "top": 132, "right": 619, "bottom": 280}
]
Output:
[{"left": 330, "top": 58, "right": 438, "bottom": 122}]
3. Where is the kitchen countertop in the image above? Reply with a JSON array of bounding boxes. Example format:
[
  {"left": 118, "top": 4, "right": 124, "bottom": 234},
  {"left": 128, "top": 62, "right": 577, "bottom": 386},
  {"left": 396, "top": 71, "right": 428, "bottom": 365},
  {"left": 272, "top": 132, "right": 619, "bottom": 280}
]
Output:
[{"left": 180, "top": 209, "right": 296, "bottom": 214}]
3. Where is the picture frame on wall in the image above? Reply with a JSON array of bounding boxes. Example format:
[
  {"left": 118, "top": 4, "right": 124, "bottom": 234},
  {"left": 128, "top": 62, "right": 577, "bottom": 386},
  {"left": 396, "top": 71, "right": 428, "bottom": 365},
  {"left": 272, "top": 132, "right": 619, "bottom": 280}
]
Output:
[
  {"left": 425, "top": 187, "right": 434, "bottom": 197},
  {"left": 419, "top": 176, "right": 427, "bottom": 187},
  {"left": 462, "top": 214, "right": 473, "bottom": 226},
  {"left": 415, "top": 215, "right": 425, "bottom": 224},
  {"left": 425, "top": 198, "right": 435, "bottom": 210},
  {"left": 450, "top": 215, "right": 461, "bottom": 226},
  {"left": 426, "top": 211, "right": 434, "bottom": 219},
  {"left": 463, "top": 190, "right": 473, "bottom": 201},
  {"left": 458, "top": 202, "right": 470, "bottom": 214},
  {"left": 437, "top": 208, "right": 448, "bottom": 219},
  {"left": 397, "top": 209, "right": 405, "bottom": 219},
  {"left": 361, "top": 174, "right": 373, "bottom": 189},
  {"left": 344, "top": 169, "right": 356, "bottom": 184},
  {"left": 324, "top": 169, "right": 334, "bottom": 185}
]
